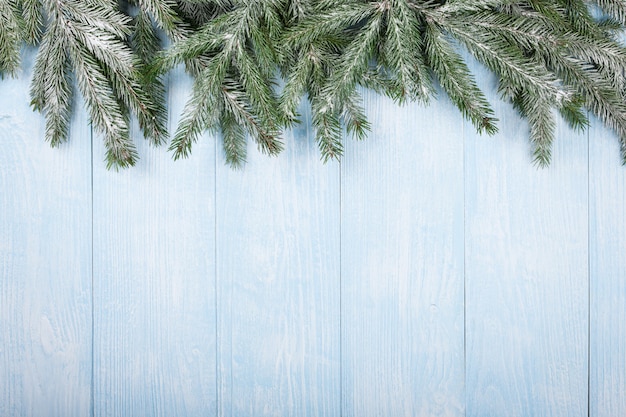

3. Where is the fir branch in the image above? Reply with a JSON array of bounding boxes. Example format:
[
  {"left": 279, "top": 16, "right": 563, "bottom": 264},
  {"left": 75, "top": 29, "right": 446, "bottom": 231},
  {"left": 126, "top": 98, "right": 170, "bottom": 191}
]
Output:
[
  {"left": 311, "top": 96, "right": 343, "bottom": 162},
  {"left": 4, "top": 0, "right": 626, "bottom": 168},
  {"left": 220, "top": 111, "right": 247, "bottom": 167},
  {"left": 0, "top": 0, "right": 24, "bottom": 77},
  {"left": 40, "top": 22, "right": 73, "bottom": 148},
  {"left": 383, "top": 0, "right": 433, "bottom": 102},
  {"left": 279, "top": 47, "right": 313, "bottom": 122},
  {"left": 158, "top": 0, "right": 286, "bottom": 166},
  {"left": 423, "top": 21, "right": 498, "bottom": 135},
  {"left": 21, "top": 0, "right": 44, "bottom": 45},
  {"left": 169, "top": 55, "right": 226, "bottom": 159},
  {"left": 221, "top": 78, "right": 283, "bottom": 156},
  {"left": 30, "top": 0, "right": 167, "bottom": 168},
  {"left": 284, "top": 2, "right": 376, "bottom": 48},
  {"left": 137, "top": 0, "right": 183, "bottom": 37},
  {"left": 341, "top": 89, "right": 370, "bottom": 141},
  {"left": 71, "top": 41, "right": 137, "bottom": 168},
  {"left": 593, "top": 0, "right": 626, "bottom": 25},
  {"left": 440, "top": 10, "right": 560, "bottom": 100},
  {"left": 515, "top": 90, "right": 556, "bottom": 167}
]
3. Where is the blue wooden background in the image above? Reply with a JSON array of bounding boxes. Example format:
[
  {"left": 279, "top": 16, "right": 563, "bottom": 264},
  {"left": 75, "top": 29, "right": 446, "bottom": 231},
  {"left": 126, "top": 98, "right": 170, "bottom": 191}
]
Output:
[{"left": 1, "top": 49, "right": 625, "bottom": 417}]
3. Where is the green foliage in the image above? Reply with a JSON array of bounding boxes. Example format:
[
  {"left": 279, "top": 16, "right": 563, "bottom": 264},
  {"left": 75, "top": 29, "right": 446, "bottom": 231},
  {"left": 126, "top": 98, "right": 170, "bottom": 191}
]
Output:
[
  {"left": 2, "top": 0, "right": 626, "bottom": 167},
  {"left": 28, "top": 0, "right": 168, "bottom": 168}
]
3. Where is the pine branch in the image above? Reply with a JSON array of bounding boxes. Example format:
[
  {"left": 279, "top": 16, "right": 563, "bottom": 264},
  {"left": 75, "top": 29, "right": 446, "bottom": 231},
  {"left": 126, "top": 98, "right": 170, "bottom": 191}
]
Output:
[
  {"left": 40, "top": 22, "right": 73, "bottom": 147},
  {"left": 341, "top": 89, "right": 370, "bottom": 141},
  {"left": 30, "top": 0, "right": 168, "bottom": 168},
  {"left": 441, "top": 11, "right": 560, "bottom": 100},
  {"left": 0, "top": 0, "right": 24, "bottom": 77},
  {"left": 311, "top": 96, "right": 342, "bottom": 162},
  {"left": 220, "top": 111, "right": 247, "bottom": 167},
  {"left": 158, "top": 0, "right": 286, "bottom": 166},
  {"left": 137, "top": 0, "right": 183, "bottom": 37},
  {"left": 73, "top": 43, "right": 137, "bottom": 168},
  {"left": 514, "top": 89, "right": 556, "bottom": 167},
  {"left": 593, "top": 0, "right": 626, "bottom": 25},
  {"left": 4, "top": 0, "right": 626, "bottom": 168},
  {"left": 384, "top": 0, "right": 433, "bottom": 102},
  {"left": 221, "top": 78, "right": 283, "bottom": 156},
  {"left": 423, "top": 20, "right": 497, "bottom": 135},
  {"left": 169, "top": 54, "right": 226, "bottom": 159},
  {"left": 21, "top": 0, "right": 44, "bottom": 44}
]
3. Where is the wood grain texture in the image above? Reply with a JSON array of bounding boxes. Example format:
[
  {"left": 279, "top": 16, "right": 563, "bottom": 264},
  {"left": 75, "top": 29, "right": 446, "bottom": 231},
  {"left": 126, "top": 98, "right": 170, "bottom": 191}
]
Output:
[
  {"left": 464, "top": 70, "right": 589, "bottom": 417},
  {"left": 0, "top": 49, "right": 92, "bottom": 417},
  {"left": 341, "top": 91, "right": 465, "bottom": 417},
  {"left": 589, "top": 122, "right": 626, "bottom": 417},
  {"left": 216, "top": 104, "right": 341, "bottom": 417},
  {"left": 92, "top": 69, "right": 217, "bottom": 417}
]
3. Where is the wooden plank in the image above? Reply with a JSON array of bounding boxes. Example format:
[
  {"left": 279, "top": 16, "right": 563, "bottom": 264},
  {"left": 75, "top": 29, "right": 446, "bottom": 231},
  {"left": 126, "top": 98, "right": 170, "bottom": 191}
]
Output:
[
  {"left": 589, "top": 123, "right": 626, "bottom": 417},
  {"left": 464, "top": 71, "right": 588, "bottom": 417},
  {"left": 341, "top": 92, "right": 465, "bottom": 417},
  {"left": 216, "top": 105, "right": 341, "bottom": 417},
  {"left": 0, "top": 49, "right": 92, "bottom": 417},
  {"left": 92, "top": 69, "right": 217, "bottom": 417}
]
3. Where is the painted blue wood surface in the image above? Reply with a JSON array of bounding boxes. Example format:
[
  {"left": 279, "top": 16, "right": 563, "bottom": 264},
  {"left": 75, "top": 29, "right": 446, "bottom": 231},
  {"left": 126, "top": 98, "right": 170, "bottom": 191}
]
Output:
[
  {"left": 216, "top": 103, "right": 340, "bottom": 417},
  {"left": 464, "top": 71, "right": 589, "bottom": 417},
  {"left": 92, "top": 69, "right": 217, "bottom": 417},
  {"left": 0, "top": 49, "right": 92, "bottom": 417},
  {"left": 2, "top": 57, "right": 626, "bottom": 417},
  {"left": 589, "top": 122, "right": 626, "bottom": 417},
  {"left": 341, "top": 92, "right": 465, "bottom": 417}
]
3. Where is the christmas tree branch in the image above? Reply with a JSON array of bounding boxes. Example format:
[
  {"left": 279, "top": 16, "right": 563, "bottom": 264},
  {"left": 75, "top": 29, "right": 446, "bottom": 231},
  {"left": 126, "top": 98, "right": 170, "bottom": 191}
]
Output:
[{"left": 2, "top": 0, "right": 626, "bottom": 167}]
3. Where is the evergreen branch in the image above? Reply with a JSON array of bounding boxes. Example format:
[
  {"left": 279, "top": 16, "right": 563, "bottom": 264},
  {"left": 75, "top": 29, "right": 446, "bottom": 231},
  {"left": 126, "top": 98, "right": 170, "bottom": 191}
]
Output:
[
  {"left": 70, "top": 42, "right": 137, "bottom": 169},
  {"left": 236, "top": 46, "right": 283, "bottom": 131},
  {"left": 107, "top": 65, "right": 168, "bottom": 146},
  {"left": 29, "top": 26, "right": 51, "bottom": 111},
  {"left": 280, "top": 47, "right": 313, "bottom": 122},
  {"left": 55, "top": 0, "right": 131, "bottom": 39},
  {"left": 132, "top": 8, "right": 161, "bottom": 64},
  {"left": 329, "top": 11, "right": 381, "bottom": 98},
  {"left": 384, "top": 0, "right": 433, "bottom": 101},
  {"left": 4, "top": 0, "right": 626, "bottom": 167},
  {"left": 137, "top": 0, "right": 183, "bottom": 37},
  {"left": 221, "top": 78, "right": 283, "bottom": 156},
  {"left": 541, "top": 49, "right": 626, "bottom": 146},
  {"left": 515, "top": 90, "right": 556, "bottom": 167},
  {"left": 284, "top": 2, "right": 376, "bottom": 48},
  {"left": 68, "top": 23, "right": 136, "bottom": 78},
  {"left": 169, "top": 56, "right": 226, "bottom": 159},
  {"left": 444, "top": 19, "right": 560, "bottom": 100},
  {"left": 40, "top": 23, "right": 73, "bottom": 147},
  {"left": 424, "top": 21, "right": 497, "bottom": 135},
  {"left": 20, "top": 0, "right": 44, "bottom": 44},
  {"left": 341, "top": 89, "right": 370, "bottom": 141},
  {"left": 360, "top": 68, "right": 405, "bottom": 102},
  {"left": 41, "top": 0, "right": 138, "bottom": 168},
  {"left": 249, "top": 21, "right": 278, "bottom": 77},
  {"left": 311, "top": 96, "right": 342, "bottom": 162},
  {"left": 176, "top": 1, "right": 227, "bottom": 28},
  {"left": 150, "top": 18, "right": 229, "bottom": 75},
  {"left": 593, "top": 0, "right": 626, "bottom": 25},
  {"left": 286, "top": 0, "right": 311, "bottom": 22},
  {"left": 220, "top": 111, "right": 247, "bottom": 167},
  {"left": 129, "top": 8, "right": 169, "bottom": 146},
  {"left": 558, "top": 96, "right": 589, "bottom": 132},
  {"left": 0, "top": 0, "right": 23, "bottom": 77}
]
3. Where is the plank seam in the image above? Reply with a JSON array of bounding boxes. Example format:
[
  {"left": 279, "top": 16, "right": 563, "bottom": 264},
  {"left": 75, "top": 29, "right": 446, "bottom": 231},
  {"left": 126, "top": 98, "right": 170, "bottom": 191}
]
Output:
[
  {"left": 214, "top": 132, "right": 219, "bottom": 417},
  {"left": 587, "top": 112, "right": 591, "bottom": 417},
  {"left": 90, "top": 122, "right": 95, "bottom": 417},
  {"left": 339, "top": 159, "right": 343, "bottom": 417},
  {"left": 462, "top": 117, "right": 467, "bottom": 417}
]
